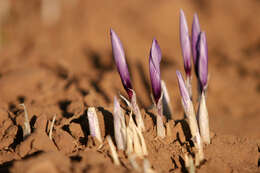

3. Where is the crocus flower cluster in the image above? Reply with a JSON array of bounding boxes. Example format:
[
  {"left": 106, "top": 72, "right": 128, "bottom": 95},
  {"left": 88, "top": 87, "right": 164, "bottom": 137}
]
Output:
[
  {"left": 107, "top": 9, "right": 210, "bottom": 168},
  {"left": 176, "top": 70, "right": 204, "bottom": 164},
  {"left": 110, "top": 29, "right": 171, "bottom": 138},
  {"left": 177, "top": 9, "right": 210, "bottom": 164},
  {"left": 110, "top": 29, "right": 145, "bottom": 132},
  {"left": 179, "top": 10, "right": 210, "bottom": 144},
  {"left": 114, "top": 96, "right": 148, "bottom": 157},
  {"left": 191, "top": 12, "right": 210, "bottom": 145}
]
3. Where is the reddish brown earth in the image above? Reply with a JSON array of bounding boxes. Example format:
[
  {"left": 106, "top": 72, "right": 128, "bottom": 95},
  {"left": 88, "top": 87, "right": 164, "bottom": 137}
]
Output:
[{"left": 0, "top": 0, "right": 259, "bottom": 173}]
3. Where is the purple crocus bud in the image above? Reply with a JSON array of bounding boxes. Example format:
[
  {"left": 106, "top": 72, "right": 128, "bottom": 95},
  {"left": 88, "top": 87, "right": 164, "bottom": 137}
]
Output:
[
  {"left": 110, "top": 28, "right": 133, "bottom": 99},
  {"left": 176, "top": 70, "right": 190, "bottom": 108},
  {"left": 191, "top": 13, "right": 201, "bottom": 76},
  {"left": 149, "top": 39, "right": 162, "bottom": 104},
  {"left": 180, "top": 9, "right": 192, "bottom": 77},
  {"left": 198, "top": 32, "right": 208, "bottom": 91}
]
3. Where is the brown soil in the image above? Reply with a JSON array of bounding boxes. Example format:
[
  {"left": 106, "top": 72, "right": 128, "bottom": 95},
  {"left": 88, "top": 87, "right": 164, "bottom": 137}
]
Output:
[{"left": 0, "top": 0, "right": 259, "bottom": 173}]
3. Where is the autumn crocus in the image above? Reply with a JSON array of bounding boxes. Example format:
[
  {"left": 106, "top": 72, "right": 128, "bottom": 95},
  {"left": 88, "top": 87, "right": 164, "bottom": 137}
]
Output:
[
  {"left": 149, "top": 39, "right": 165, "bottom": 138},
  {"left": 110, "top": 28, "right": 145, "bottom": 131},
  {"left": 180, "top": 10, "right": 192, "bottom": 98},
  {"left": 176, "top": 70, "right": 204, "bottom": 163},
  {"left": 191, "top": 13, "right": 201, "bottom": 77},
  {"left": 197, "top": 32, "right": 210, "bottom": 144}
]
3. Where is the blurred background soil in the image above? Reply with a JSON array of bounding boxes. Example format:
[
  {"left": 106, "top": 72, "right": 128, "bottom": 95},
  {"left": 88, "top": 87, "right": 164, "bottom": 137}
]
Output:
[{"left": 0, "top": 0, "right": 259, "bottom": 172}]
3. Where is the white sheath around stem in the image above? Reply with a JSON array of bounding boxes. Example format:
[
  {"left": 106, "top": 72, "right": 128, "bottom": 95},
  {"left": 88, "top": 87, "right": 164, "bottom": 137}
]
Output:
[
  {"left": 107, "top": 135, "right": 120, "bottom": 166},
  {"left": 87, "top": 107, "right": 102, "bottom": 143},
  {"left": 134, "top": 125, "right": 148, "bottom": 156},
  {"left": 20, "top": 104, "right": 31, "bottom": 139},
  {"left": 113, "top": 97, "right": 127, "bottom": 150},
  {"left": 126, "top": 126, "right": 133, "bottom": 155},
  {"left": 186, "top": 76, "right": 192, "bottom": 99},
  {"left": 126, "top": 113, "right": 135, "bottom": 155},
  {"left": 161, "top": 80, "right": 173, "bottom": 119},
  {"left": 128, "top": 114, "right": 143, "bottom": 157},
  {"left": 184, "top": 154, "right": 195, "bottom": 173},
  {"left": 185, "top": 100, "right": 199, "bottom": 138},
  {"left": 49, "top": 114, "right": 56, "bottom": 140},
  {"left": 130, "top": 90, "right": 145, "bottom": 131},
  {"left": 184, "top": 100, "right": 204, "bottom": 163},
  {"left": 126, "top": 113, "right": 148, "bottom": 158},
  {"left": 198, "top": 91, "right": 210, "bottom": 144},
  {"left": 132, "top": 127, "right": 143, "bottom": 157},
  {"left": 156, "top": 94, "right": 166, "bottom": 138},
  {"left": 156, "top": 113, "right": 165, "bottom": 138},
  {"left": 196, "top": 79, "right": 202, "bottom": 102},
  {"left": 194, "top": 131, "right": 204, "bottom": 166}
]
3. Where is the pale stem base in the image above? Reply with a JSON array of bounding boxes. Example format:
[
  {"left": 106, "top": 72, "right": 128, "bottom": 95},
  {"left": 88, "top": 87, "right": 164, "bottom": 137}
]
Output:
[
  {"left": 184, "top": 100, "right": 204, "bottom": 164},
  {"left": 186, "top": 75, "right": 192, "bottom": 99},
  {"left": 107, "top": 136, "right": 120, "bottom": 166},
  {"left": 20, "top": 104, "right": 31, "bottom": 139},
  {"left": 156, "top": 114, "right": 165, "bottom": 138},
  {"left": 49, "top": 114, "right": 56, "bottom": 140},
  {"left": 87, "top": 107, "right": 102, "bottom": 143},
  {"left": 114, "top": 97, "right": 127, "bottom": 150},
  {"left": 185, "top": 154, "right": 195, "bottom": 173},
  {"left": 161, "top": 80, "right": 173, "bottom": 119},
  {"left": 126, "top": 114, "right": 148, "bottom": 157},
  {"left": 156, "top": 97, "right": 165, "bottom": 138},
  {"left": 131, "top": 90, "right": 145, "bottom": 131},
  {"left": 198, "top": 92, "right": 210, "bottom": 144}
]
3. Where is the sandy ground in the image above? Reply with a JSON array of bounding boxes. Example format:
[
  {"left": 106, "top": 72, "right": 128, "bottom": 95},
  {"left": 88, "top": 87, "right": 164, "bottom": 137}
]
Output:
[{"left": 0, "top": 0, "right": 259, "bottom": 172}]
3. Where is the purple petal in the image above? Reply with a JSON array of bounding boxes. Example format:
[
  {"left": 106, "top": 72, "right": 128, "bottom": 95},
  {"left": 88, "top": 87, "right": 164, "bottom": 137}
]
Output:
[
  {"left": 149, "top": 39, "right": 162, "bottom": 104},
  {"left": 180, "top": 9, "right": 192, "bottom": 76},
  {"left": 110, "top": 28, "right": 133, "bottom": 99},
  {"left": 191, "top": 13, "right": 201, "bottom": 76},
  {"left": 198, "top": 32, "right": 208, "bottom": 90},
  {"left": 176, "top": 70, "right": 190, "bottom": 108}
]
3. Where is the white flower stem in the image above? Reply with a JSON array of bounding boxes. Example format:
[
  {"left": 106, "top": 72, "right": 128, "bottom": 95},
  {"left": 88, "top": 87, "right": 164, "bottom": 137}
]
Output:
[
  {"left": 184, "top": 100, "right": 204, "bottom": 164},
  {"left": 113, "top": 97, "right": 127, "bottom": 150},
  {"left": 185, "top": 154, "right": 195, "bottom": 173},
  {"left": 49, "top": 114, "right": 56, "bottom": 140},
  {"left": 156, "top": 96, "right": 165, "bottom": 138},
  {"left": 161, "top": 80, "right": 173, "bottom": 119},
  {"left": 87, "top": 107, "right": 102, "bottom": 143},
  {"left": 186, "top": 75, "right": 192, "bottom": 99},
  {"left": 107, "top": 135, "right": 120, "bottom": 166},
  {"left": 198, "top": 91, "right": 210, "bottom": 144},
  {"left": 130, "top": 90, "right": 145, "bottom": 131},
  {"left": 20, "top": 104, "right": 31, "bottom": 139}
]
